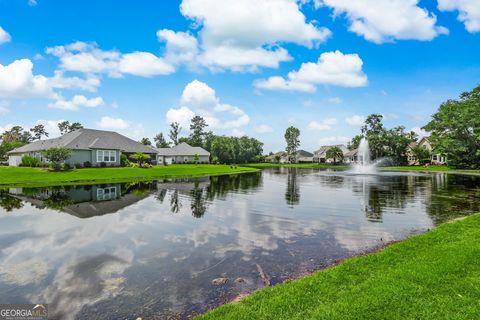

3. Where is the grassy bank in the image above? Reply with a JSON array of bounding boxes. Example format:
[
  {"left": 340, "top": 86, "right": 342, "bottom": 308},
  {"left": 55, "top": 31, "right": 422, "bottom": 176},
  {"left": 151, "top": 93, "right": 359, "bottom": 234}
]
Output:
[
  {"left": 381, "top": 165, "right": 480, "bottom": 175},
  {"left": 0, "top": 165, "right": 258, "bottom": 187},
  {"left": 198, "top": 214, "right": 480, "bottom": 320},
  {"left": 244, "top": 163, "right": 350, "bottom": 169}
]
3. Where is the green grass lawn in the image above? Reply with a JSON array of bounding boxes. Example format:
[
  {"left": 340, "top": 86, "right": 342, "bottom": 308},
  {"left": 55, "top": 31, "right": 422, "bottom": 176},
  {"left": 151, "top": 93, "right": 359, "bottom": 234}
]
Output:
[
  {"left": 244, "top": 163, "right": 350, "bottom": 169},
  {"left": 0, "top": 165, "right": 258, "bottom": 187},
  {"left": 381, "top": 165, "right": 480, "bottom": 175},
  {"left": 197, "top": 214, "right": 480, "bottom": 320}
]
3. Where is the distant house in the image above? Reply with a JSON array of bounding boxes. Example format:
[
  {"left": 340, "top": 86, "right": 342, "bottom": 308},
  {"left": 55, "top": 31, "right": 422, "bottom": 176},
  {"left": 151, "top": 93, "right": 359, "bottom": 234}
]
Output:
[
  {"left": 294, "top": 150, "right": 314, "bottom": 163},
  {"left": 313, "top": 144, "right": 348, "bottom": 163},
  {"left": 7, "top": 128, "right": 157, "bottom": 167},
  {"left": 156, "top": 142, "right": 210, "bottom": 164},
  {"left": 265, "top": 150, "right": 313, "bottom": 163},
  {"left": 406, "top": 137, "right": 447, "bottom": 165},
  {"left": 344, "top": 149, "right": 358, "bottom": 164},
  {"left": 265, "top": 151, "right": 288, "bottom": 163}
]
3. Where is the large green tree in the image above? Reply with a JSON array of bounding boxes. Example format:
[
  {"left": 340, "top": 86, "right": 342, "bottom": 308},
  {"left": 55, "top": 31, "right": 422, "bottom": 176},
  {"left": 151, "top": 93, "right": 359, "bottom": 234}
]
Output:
[
  {"left": 352, "top": 114, "right": 412, "bottom": 164},
  {"left": 189, "top": 116, "right": 208, "bottom": 147},
  {"left": 168, "top": 122, "right": 181, "bottom": 146},
  {"left": 284, "top": 126, "right": 300, "bottom": 163},
  {"left": 30, "top": 124, "right": 49, "bottom": 140},
  {"left": 58, "top": 121, "right": 83, "bottom": 135},
  {"left": 423, "top": 85, "right": 480, "bottom": 168},
  {"left": 154, "top": 133, "right": 170, "bottom": 148}
]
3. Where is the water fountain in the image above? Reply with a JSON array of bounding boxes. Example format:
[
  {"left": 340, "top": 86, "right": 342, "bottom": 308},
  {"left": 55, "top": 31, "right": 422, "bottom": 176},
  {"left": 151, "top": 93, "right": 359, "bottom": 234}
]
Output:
[{"left": 351, "top": 138, "right": 379, "bottom": 174}]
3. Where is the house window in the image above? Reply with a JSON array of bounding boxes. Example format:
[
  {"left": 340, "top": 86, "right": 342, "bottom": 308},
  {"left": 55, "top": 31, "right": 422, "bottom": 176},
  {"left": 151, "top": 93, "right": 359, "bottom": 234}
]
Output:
[
  {"left": 96, "top": 150, "right": 116, "bottom": 163},
  {"left": 432, "top": 155, "right": 438, "bottom": 161},
  {"left": 97, "top": 187, "right": 117, "bottom": 200}
]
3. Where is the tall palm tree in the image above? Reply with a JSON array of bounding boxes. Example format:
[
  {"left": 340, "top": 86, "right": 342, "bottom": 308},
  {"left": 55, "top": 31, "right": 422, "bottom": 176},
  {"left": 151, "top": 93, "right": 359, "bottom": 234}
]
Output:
[{"left": 326, "top": 146, "right": 344, "bottom": 164}]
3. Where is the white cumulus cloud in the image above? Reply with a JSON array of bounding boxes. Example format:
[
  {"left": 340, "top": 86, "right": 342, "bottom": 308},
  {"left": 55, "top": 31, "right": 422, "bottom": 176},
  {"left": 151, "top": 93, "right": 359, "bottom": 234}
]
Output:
[
  {"left": 166, "top": 80, "right": 250, "bottom": 131},
  {"left": 49, "top": 95, "right": 104, "bottom": 111},
  {"left": 438, "top": 0, "right": 480, "bottom": 33},
  {"left": 0, "top": 59, "right": 100, "bottom": 99},
  {"left": 316, "top": 0, "right": 448, "bottom": 43},
  {"left": 0, "top": 26, "right": 11, "bottom": 45},
  {"left": 255, "top": 51, "right": 367, "bottom": 92},
  {"left": 96, "top": 116, "right": 130, "bottom": 130},
  {"left": 178, "top": 0, "right": 331, "bottom": 71},
  {"left": 307, "top": 118, "right": 338, "bottom": 130},
  {"left": 46, "top": 41, "right": 175, "bottom": 78},
  {"left": 345, "top": 115, "right": 366, "bottom": 126}
]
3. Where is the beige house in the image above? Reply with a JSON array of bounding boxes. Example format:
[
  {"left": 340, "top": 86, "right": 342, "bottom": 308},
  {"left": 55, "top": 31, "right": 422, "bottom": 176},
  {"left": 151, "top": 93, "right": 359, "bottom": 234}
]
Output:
[
  {"left": 313, "top": 144, "right": 349, "bottom": 163},
  {"left": 407, "top": 137, "right": 447, "bottom": 165},
  {"left": 265, "top": 150, "right": 313, "bottom": 163}
]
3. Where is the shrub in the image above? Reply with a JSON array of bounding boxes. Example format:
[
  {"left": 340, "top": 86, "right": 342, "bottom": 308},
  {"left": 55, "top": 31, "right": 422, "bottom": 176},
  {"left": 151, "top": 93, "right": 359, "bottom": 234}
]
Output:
[
  {"left": 120, "top": 154, "right": 129, "bottom": 167},
  {"left": 83, "top": 161, "right": 92, "bottom": 168},
  {"left": 43, "top": 147, "right": 72, "bottom": 171},
  {"left": 63, "top": 163, "right": 72, "bottom": 170},
  {"left": 100, "top": 162, "right": 107, "bottom": 168},
  {"left": 74, "top": 163, "right": 83, "bottom": 169},
  {"left": 20, "top": 155, "right": 40, "bottom": 167}
]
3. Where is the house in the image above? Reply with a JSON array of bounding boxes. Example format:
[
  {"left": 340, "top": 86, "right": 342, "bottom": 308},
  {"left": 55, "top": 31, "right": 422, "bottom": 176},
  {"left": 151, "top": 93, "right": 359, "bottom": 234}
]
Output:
[
  {"left": 265, "top": 151, "right": 288, "bottom": 163},
  {"left": 406, "top": 137, "right": 447, "bottom": 165},
  {"left": 156, "top": 142, "right": 210, "bottom": 164},
  {"left": 9, "top": 184, "right": 150, "bottom": 218},
  {"left": 265, "top": 150, "right": 313, "bottom": 163},
  {"left": 313, "top": 144, "right": 349, "bottom": 163},
  {"left": 343, "top": 149, "right": 358, "bottom": 164},
  {"left": 294, "top": 150, "right": 314, "bottom": 163},
  {"left": 7, "top": 128, "right": 157, "bottom": 167}
]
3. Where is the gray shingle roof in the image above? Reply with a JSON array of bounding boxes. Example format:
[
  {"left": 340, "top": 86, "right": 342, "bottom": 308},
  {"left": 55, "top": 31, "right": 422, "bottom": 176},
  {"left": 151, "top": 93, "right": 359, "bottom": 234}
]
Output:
[
  {"left": 156, "top": 142, "right": 210, "bottom": 156},
  {"left": 8, "top": 128, "right": 157, "bottom": 154}
]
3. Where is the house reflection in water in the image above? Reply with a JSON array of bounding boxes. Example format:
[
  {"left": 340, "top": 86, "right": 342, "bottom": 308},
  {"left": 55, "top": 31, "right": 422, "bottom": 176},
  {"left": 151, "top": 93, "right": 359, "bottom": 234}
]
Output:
[{"left": 8, "top": 184, "right": 149, "bottom": 219}]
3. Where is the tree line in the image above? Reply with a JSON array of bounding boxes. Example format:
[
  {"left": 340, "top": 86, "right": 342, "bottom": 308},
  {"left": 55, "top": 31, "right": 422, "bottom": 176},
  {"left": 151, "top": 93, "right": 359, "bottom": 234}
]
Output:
[{"left": 139, "top": 116, "right": 264, "bottom": 164}]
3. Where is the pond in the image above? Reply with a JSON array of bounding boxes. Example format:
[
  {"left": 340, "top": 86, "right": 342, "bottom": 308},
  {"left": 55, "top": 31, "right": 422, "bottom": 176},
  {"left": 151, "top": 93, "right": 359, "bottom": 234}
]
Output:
[{"left": 1, "top": 168, "right": 480, "bottom": 319}]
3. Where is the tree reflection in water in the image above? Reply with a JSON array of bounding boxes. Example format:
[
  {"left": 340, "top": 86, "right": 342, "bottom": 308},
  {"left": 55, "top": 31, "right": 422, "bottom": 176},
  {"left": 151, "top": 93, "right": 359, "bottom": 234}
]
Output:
[
  {"left": 0, "top": 189, "right": 23, "bottom": 212},
  {"left": 285, "top": 168, "right": 300, "bottom": 207},
  {"left": 190, "top": 182, "right": 207, "bottom": 218}
]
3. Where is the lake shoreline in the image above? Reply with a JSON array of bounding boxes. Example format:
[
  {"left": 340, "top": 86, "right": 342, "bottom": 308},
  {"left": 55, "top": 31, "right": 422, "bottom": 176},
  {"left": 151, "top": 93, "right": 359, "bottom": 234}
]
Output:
[
  {"left": 196, "top": 213, "right": 480, "bottom": 320},
  {"left": 0, "top": 165, "right": 259, "bottom": 188}
]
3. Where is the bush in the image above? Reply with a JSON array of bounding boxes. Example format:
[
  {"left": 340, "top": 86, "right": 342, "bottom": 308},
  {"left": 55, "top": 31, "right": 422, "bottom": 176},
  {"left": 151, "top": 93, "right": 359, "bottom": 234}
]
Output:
[
  {"left": 63, "top": 163, "right": 72, "bottom": 170},
  {"left": 20, "top": 155, "right": 40, "bottom": 167},
  {"left": 120, "top": 154, "right": 129, "bottom": 167},
  {"left": 83, "top": 161, "right": 92, "bottom": 168},
  {"left": 100, "top": 162, "right": 107, "bottom": 168},
  {"left": 74, "top": 163, "right": 83, "bottom": 169}
]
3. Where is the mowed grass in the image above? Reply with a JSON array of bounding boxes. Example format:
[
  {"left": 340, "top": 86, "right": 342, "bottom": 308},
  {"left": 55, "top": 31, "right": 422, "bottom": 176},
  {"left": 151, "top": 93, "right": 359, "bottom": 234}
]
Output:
[
  {"left": 381, "top": 165, "right": 480, "bottom": 175},
  {"left": 197, "top": 214, "right": 480, "bottom": 320},
  {"left": 0, "top": 165, "right": 258, "bottom": 187},
  {"left": 244, "top": 163, "right": 350, "bottom": 169}
]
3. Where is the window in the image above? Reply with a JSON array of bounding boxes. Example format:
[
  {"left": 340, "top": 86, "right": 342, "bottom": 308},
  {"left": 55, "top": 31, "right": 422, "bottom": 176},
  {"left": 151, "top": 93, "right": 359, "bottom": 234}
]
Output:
[
  {"left": 97, "top": 187, "right": 117, "bottom": 200},
  {"left": 432, "top": 155, "right": 438, "bottom": 161},
  {"left": 96, "top": 150, "right": 116, "bottom": 163}
]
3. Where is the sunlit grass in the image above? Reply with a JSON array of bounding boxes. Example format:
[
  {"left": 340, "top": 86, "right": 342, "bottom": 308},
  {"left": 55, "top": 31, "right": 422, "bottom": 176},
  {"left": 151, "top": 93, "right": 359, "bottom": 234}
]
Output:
[
  {"left": 0, "top": 165, "right": 258, "bottom": 187},
  {"left": 198, "top": 214, "right": 480, "bottom": 320}
]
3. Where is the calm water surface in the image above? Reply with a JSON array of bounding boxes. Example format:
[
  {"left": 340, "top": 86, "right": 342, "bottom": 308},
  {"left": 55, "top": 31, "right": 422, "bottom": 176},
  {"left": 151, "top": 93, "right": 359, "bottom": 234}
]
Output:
[{"left": 1, "top": 168, "right": 480, "bottom": 319}]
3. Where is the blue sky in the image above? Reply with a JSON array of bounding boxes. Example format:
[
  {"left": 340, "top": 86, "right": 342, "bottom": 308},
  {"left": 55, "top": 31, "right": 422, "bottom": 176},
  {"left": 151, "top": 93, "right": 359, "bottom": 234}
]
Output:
[{"left": 0, "top": 0, "right": 479, "bottom": 152}]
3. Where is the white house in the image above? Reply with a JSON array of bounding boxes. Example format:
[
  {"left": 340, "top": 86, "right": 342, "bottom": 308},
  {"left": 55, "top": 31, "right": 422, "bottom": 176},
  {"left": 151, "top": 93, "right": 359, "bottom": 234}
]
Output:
[{"left": 156, "top": 142, "right": 210, "bottom": 164}]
